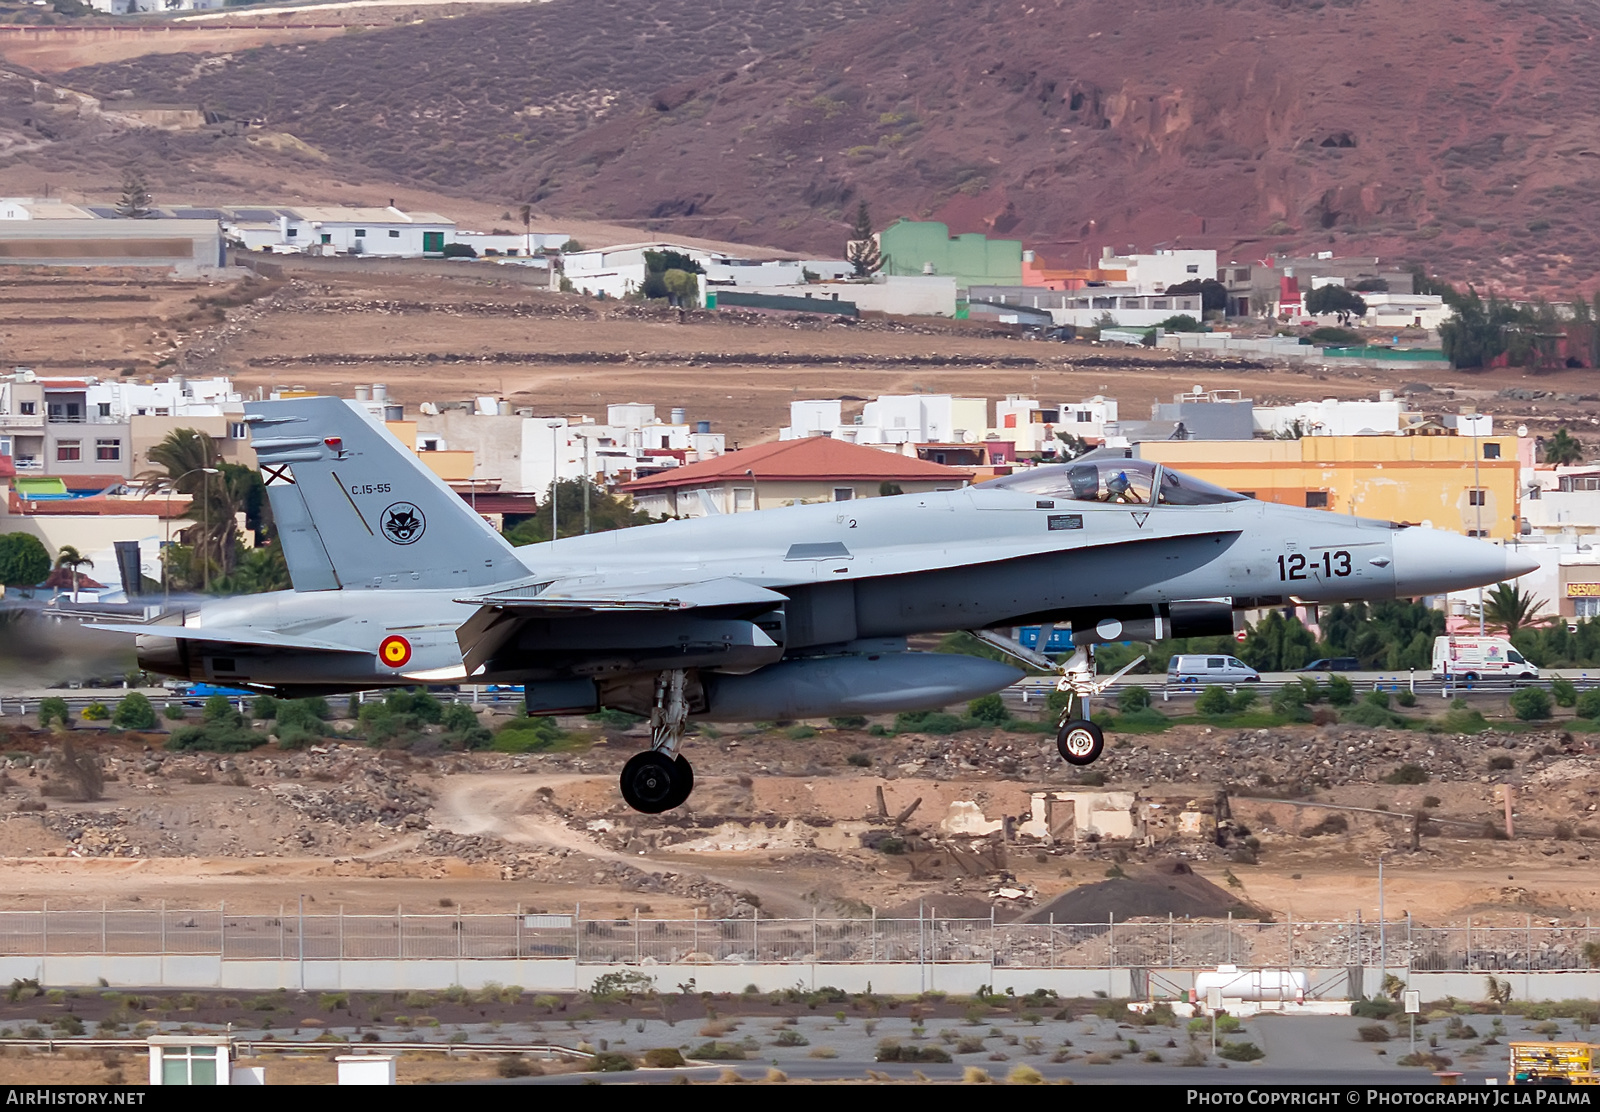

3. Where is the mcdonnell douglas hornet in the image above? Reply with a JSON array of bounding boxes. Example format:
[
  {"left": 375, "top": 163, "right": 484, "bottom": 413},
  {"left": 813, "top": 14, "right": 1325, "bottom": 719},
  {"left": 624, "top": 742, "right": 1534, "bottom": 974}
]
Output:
[{"left": 93, "top": 397, "right": 1537, "bottom": 813}]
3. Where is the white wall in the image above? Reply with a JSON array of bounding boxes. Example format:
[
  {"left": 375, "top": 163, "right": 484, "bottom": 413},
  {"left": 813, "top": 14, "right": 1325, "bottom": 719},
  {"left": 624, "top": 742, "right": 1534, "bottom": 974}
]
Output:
[
  {"left": 1253, "top": 399, "right": 1406, "bottom": 437},
  {"left": 734, "top": 276, "right": 958, "bottom": 318}
]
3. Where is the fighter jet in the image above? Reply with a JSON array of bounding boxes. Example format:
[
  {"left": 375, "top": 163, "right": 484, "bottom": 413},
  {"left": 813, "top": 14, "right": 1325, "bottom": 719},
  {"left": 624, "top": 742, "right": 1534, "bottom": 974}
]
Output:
[{"left": 91, "top": 397, "right": 1537, "bottom": 814}]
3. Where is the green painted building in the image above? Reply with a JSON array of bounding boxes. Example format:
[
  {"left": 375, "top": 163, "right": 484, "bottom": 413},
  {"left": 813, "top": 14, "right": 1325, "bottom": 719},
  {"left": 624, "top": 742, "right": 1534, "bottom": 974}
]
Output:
[{"left": 878, "top": 220, "right": 1023, "bottom": 291}]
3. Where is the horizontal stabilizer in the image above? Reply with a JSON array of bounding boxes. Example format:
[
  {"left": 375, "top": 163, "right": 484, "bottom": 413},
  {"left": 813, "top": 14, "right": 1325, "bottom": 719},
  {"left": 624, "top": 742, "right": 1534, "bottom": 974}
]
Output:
[
  {"left": 458, "top": 577, "right": 788, "bottom": 613},
  {"left": 87, "top": 623, "right": 369, "bottom": 655}
]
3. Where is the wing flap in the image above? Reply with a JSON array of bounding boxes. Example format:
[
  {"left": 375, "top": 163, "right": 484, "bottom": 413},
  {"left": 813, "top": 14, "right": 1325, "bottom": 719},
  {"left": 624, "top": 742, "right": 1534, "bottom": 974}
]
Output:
[
  {"left": 457, "top": 577, "right": 788, "bottom": 613},
  {"left": 87, "top": 623, "right": 369, "bottom": 655}
]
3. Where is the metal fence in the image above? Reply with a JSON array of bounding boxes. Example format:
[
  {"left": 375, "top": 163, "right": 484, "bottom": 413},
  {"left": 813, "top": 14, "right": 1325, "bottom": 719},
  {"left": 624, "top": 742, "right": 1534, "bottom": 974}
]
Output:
[{"left": 2, "top": 908, "right": 1596, "bottom": 971}]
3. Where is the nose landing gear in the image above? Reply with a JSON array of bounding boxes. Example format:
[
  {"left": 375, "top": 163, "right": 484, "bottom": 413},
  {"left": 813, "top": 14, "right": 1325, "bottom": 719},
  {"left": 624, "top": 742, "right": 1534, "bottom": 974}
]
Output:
[
  {"left": 971, "top": 629, "right": 1144, "bottom": 770},
  {"left": 618, "top": 669, "right": 696, "bottom": 814}
]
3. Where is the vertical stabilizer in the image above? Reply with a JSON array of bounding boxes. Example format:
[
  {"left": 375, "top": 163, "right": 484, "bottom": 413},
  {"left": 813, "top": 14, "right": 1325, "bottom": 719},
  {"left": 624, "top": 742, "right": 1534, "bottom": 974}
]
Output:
[{"left": 247, "top": 396, "right": 526, "bottom": 591}]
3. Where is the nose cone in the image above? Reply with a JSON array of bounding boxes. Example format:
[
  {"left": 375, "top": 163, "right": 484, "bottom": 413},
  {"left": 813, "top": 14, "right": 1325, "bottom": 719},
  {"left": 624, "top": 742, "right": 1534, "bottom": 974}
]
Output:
[{"left": 1392, "top": 528, "right": 1540, "bottom": 597}]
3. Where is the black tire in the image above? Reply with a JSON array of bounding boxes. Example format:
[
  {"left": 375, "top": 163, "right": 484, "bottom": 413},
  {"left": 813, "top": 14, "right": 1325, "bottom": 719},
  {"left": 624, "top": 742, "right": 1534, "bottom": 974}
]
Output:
[
  {"left": 620, "top": 751, "right": 682, "bottom": 814},
  {"left": 1464, "top": 672, "right": 1479, "bottom": 682},
  {"left": 662, "top": 755, "right": 694, "bottom": 811},
  {"left": 1057, "top": 719, "right": 1105, "bottom": 766}
]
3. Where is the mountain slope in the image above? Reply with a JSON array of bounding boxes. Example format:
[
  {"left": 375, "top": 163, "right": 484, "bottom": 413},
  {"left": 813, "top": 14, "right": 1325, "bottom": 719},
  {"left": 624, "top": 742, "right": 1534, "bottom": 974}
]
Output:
[{"left": 45, "top": 0, "right": 1600, "bottom": 291}]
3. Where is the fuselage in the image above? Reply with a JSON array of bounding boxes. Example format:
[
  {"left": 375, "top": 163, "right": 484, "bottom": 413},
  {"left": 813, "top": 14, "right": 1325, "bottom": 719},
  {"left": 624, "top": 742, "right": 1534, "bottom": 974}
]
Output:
[{"left": 135, "top": 475, "right": 1530, "bottom": 692}]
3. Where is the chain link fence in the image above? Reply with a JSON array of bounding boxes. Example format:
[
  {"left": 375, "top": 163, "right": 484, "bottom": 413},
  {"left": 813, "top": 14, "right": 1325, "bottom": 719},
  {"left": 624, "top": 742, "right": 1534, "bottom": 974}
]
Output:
[{"left": 1, "top": 909, "right": 1596, "bottom": 971}]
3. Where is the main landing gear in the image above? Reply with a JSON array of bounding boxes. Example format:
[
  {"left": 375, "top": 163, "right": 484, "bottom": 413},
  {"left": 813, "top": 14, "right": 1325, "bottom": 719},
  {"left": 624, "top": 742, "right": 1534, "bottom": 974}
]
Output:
[{"left": 619, "top": 669, "right": 695, "bottom": 814}]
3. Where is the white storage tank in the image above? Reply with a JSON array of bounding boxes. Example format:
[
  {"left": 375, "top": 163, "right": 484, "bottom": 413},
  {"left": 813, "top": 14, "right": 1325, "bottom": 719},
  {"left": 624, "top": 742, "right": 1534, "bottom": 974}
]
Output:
[{"left": 1191, "top": 965, "right": 1306, "bottom": 1003}]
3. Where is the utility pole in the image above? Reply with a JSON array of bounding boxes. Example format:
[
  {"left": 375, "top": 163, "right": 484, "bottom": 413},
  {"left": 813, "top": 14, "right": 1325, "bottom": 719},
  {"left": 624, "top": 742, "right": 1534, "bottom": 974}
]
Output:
[{"left": 547, "top": 420, "right": 562, "bottom": 541}]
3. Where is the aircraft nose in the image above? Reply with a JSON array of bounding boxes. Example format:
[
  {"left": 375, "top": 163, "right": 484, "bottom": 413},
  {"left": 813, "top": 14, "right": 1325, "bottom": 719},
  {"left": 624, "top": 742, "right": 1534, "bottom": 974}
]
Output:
[{"left": 1391, "top": 528, "right": 1539, "bottom": 597}]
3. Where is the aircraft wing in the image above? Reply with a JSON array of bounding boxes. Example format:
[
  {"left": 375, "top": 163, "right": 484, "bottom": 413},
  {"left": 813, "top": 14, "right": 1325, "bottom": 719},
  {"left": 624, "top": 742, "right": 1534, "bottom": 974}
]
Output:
[
  {"left": 456, "top": 576, "right": 788, "bottom": 612},
  {"left": 454, "top": 576, "right": 786, "bottom": 675},
  {"left": 86, "top": 623, "right": 371, "bottom": 655}
]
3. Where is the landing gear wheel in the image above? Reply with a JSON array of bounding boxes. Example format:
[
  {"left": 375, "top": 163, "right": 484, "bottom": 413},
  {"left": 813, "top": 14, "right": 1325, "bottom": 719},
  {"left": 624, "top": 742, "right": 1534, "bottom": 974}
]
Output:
[
  {"left": 1057, "top": 719, "right": 1105, "bottom": 766},
  {"left": 661, "top": 755, "right": 694, "bottom": 811},
  {"left": 620, "top": 751, "right": 684, "bottom": 814}
]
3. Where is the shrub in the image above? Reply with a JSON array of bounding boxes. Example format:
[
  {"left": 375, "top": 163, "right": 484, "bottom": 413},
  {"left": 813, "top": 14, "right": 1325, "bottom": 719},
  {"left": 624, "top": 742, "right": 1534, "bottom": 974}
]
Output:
[
  {"left": 1352, "top": 996, "right": 1398, "bottom": 1018},
  {"left": 1365, "top": 690, "right": 1391, "bottom": 709},
  {"left": 773, "top": 1028, "right": 809, "bottom": 1046},
  {"left": 492, "top": 715, "right": 568, "bottom": 753},
  {"left": 1487, "top": 754, "right": 1514, "bottom": 771},
  {"left": 81, "top": 702, "right": 109, "bottom": 721},
  {"left": 203, "top": 694, "right": 239, "bottom": 724},
  {"left": 1327, "top": 675, "right": 1355, "bottom": 706},
  {"left": 846, "top": 752, "right": 872, "bottom": 767},
  {"left": 111, "top": 692, "right": 158, "bottom": 730},
  {"left": 1218, "top": 1041, "right": 1265, "bottom": 1061},
  {"left": 786, "top": 724, "right": 818, "bottom": 740},
  {"left": 893, "top": 710, "right": 966, "bottom": 734},
  {"left": 589, "top": 1052, "right": 634, "bottom": 1072},
  {"left": 37, "top": 696, "right": 70, "bottom": 727},
  {"left": 1396, "top": 690, "right": 1418, "bottom": 708},
  {"left": 1358, "top": 1023, "right": 1392, "bottom": 1042},
  {"left": 1509, "top": 687, "right": 1552, "bottom": 721},
  {"left": 830, "top": 716, "right": 868, "bottom": 729},
  {"left": 1576, "top": 689, "right": 1600, "bottom": 720},
  {"left": 164, "top": 703, "right": 186, "bottom": 721},
  {"left": 689, "top": 1041, "right": 746, "bottom": 1060},
  {"left": 1551, "top": 677, "right": 1577, "bottom": 707},
  {"left": 1344, "top": 701, "right": 1405, "bottom": 728},
  {"left": 967, "top": 693, "right": 1010, "bottom": 725},
  {"left": 588, "top": 708, "right": 643, "bottom": 728},
  {"left": 1195, "top": 686, "right": 1233, "bottom": 716},
  {"left": 1381, "top": 763, "right": 1429, "bottom": 785},
  {"left": 251, "top": 695, "right": 279, "bottom": 719},
  {"left": 1270, "top": 685, "right": 1313, "bottom": 722},
  {"left": 164, "top": 721, "right": 262, "bottom": 753},
  {"left": 1118, "top": 685, "right": 1151, "bottom": 712},
  {"left": 876, "top": 1042, "right": 952, "bottom": 1062},
  {"left": 1229, "top": 688, "right": 1258, "bottom": 713},
  {"left": 496, "top": 1055, "right": 536, "bottom": 1078},
  {"left": 642, "top": 1047, "right": 685, "bottom": 1068}
]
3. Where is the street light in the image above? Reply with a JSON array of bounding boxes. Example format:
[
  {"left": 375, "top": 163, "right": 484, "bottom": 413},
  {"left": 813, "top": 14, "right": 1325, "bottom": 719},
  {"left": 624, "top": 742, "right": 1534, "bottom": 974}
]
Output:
[
  {"left": 546, "top": 421, "right": 563, "bottom": 542},
  {"left": 164, "top": 466, "right": 218, "bottom": 605}
]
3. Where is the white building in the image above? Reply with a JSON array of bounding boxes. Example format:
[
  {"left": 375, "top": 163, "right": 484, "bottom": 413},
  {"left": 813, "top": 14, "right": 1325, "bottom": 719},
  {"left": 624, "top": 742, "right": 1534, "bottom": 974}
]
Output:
[
  {"left": 0, "top": 198, "right": 95, "bottom": 220},
  {"left": 1097, "top": 247, "right": 1218, "bottom": 294},
  {"left": 994, "top": 394, "right": 1119, "bottom": 452},
  {"left": 226, "top": 206, "right": 456, "bottom": 257},
  {"left": 1356, "top": 293, "right": 1451, "bottom": 330},
  {"left": 562, "top": 242, "right": 728, "bottom": 301},
  {"left": 1252, "top": 394, "right": 1407, "bottom": 438},
  {"left": 729, "top": 275, "right": 958, "bottom": 317},
  {"left": 703, "top": 258, "right": 853, "bottom": 287},
  {"left": 780, "top": 394, "right": 987, "bottom": 445}
]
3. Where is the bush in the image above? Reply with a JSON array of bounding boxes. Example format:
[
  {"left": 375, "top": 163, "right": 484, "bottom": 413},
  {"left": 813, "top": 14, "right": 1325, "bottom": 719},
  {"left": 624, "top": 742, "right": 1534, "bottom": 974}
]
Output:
[
  {"left": 689, "top": 1041, "right": 746, "bottom": 1060},
  {"left": 588, "top": 708, "right": 643, "bottom": 728},
  {"left": 786, "top": 724, "right": 818, "bottom": 739},
  {"left": 1118, "top": 686, "right": 1151, "bottom": 712},
  {"left": 1229, "top": 688, "right": 1258, "bottom": 713},
  {"left": 967, "top": 693, "right": 1010, "bottom": 725},
  {"left": 642, "top": 1047, "right": 685, "bottom": 1068},
  {"left": 111, "top": 692, "right": 157, "bottom": 730},
  {"left": 1352, "top": 997, "right": 1398, "bottom": 1019},
  {"left": 875, "top": 1042, "right": 952, "bottom": 1063},
  {"left": 81, "top": 702, "right": 109, "bottom": 722},
  {"left": 1358, "top": 1023, "right": 1392, "bottom": 1042},
  {"left": 1396, "top": 690, "right": 1418, "bottom": 708},
  {"left": 1343, "top": 701, "right": 1406, "bottom": 728},
  {"left": 893, "top": 710, "right": 966, "bottom": 734},
  {"left": 251, "top": 695, "right": 279, "bottom": 720},
  {"left": 830, "top": 715, "right": 869, "bottom": 729},
  {"left": 492, "top": 715, "right": 568, "bottom": 753},
  {"left": 38, "top": 697, "right": 70, "bottom": 728},
  {"left": 1551, "top": 677, "right": 1577, "bottom": 707},
  {"left": 1576, "top": 689, "right": 1600, "bottom": 719},
  {"left": 1509, "top": 687, "right": 1552, "bottom": 721},
  {"left": 1487, "top": 754, "right": 1515, "bottom": 771},
  {"left": 164, "top": 722, "right": 262, "bottom": 752},
  {"left": 1364, "top": 690, "right": 1391, "bottom": 709},
  {"left": 1157, "top": 314, "right": 1205, "bottom": 332},
  {"left": 276, "top": 698, "right": 330, "bottom": 738},
  {"left": 203, "top": 694, "right": 239, "bottom": 724},
  {"left": 496, "top": 1055, "right": 537, "bottom": 1078},
  {"left": 589, "top": 1052, "right": 634, "bottom": 1072},
  {"left": 1327, "top": 675, "right": 1355, "bottom": 706},
  {"left": 1218, "top": 1040, "right": 1265, "bottom": 1061},
  {"left": 1381, "top": 763, "right": 1429, "bottom": 785},
  {"left": 1309, "top": 326, "right": 1362, "bottom": 345},
  {"left": 164, "top": 703, "right": 186, "bottom": 721},
  {"left": 1270, "top": 685, "right": 1314, "bottom": 722},
  {"left": 846, "top": 752, "right": 872, "bottom": 767},
  {"left": 1195, "top": 686, "right": 1233, "bottom": 716},
  {"left": 440, "top": 242, "right": 477, "bottom": 258}
]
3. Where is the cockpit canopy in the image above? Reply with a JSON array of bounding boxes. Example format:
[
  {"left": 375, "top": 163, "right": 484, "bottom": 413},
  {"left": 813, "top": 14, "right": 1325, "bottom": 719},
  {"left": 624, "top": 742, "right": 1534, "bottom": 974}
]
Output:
[{"left": 978, "top": 458, "right": 1250, "bottom": 506}]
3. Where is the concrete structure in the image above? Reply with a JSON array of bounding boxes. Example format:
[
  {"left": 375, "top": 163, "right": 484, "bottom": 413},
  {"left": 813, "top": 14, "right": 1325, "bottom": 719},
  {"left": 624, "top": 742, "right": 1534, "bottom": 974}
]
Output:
[
  {"left": 0, "top": 219, "right": 223, "bottom": 274},
  {"left": 727, "top": 275, "right": 957, "bottom": 317},
  {"left": 620, "top": 436, "right": 970, "bottom": 518},
  {"left": 148, "top": 1035, "right": 231, "bottom": 1085},
  {"left": 1353, "top": 292, "right": 1451, "bottom": 330},
  {"left": 994, "top": 394, "right": 1119, "bottom": 453},
  {"left": 1136, "top": 432, "right": 1521, "bottom": 539},
  {"left": 878, "top": 220, "right": 1022, "bottom": 290},
  {"left": 1253, "top": 394, "right": 1408, "bottom": 438},
  {"left": 335, "top": 1055, "right": 396, "bottom": 1085},
  {"left": 562, "top": 241, "right": 725, "bottom": 301},
  {"left": 227, "top": 206, "right": 456, "bottom": 257},
  {"left": 1095, "top": 247, "right": 1217, "bottom": 294},
  {"left": 0, "top": 198, "right": 96, "bottom": 220},
  {"left": 780, "top": 395, "right": 988, "bottom": 446},
  {"left": 1219, "top": 255, "right": 1415, "bottom": 318},
  {"left": 967, "top": 284, "right": 1204, "bottom": 328}
]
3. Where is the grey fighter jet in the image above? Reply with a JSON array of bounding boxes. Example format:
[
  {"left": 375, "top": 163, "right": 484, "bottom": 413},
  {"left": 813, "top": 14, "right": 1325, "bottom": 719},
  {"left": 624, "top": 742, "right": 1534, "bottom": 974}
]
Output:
[{"left": 92, "top": 397, "right": 1537, "bottom": 813}]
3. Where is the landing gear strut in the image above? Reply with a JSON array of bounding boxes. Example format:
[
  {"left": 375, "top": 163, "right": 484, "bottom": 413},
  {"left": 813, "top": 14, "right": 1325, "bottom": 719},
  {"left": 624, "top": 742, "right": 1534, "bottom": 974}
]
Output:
[
  {"left": 971, "top": 629, "right": 1145, "bottom": 769},
  {"left": 618, "top": 669, "right": 695, "bottom": 814}
]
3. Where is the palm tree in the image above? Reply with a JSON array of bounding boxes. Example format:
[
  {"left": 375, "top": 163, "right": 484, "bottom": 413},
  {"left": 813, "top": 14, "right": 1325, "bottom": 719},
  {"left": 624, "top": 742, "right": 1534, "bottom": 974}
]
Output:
[
  {"left": 136, "top": 428, "right": 240, "bottom": 586},
  {"left": 54, "top": 545, "right": 92, "bottom": 597},
  {"left": 1483, "top": 581, "right": 1546, "bottom": 637},
  {"left": 1544, "top": 427, "right": 1585, "bottom": 466}
]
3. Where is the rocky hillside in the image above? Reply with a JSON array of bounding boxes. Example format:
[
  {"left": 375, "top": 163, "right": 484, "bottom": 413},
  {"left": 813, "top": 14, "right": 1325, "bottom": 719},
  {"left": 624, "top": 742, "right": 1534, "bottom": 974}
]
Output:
[{"left": 25, "top": 0, "right": 1600, "bottom": 291}]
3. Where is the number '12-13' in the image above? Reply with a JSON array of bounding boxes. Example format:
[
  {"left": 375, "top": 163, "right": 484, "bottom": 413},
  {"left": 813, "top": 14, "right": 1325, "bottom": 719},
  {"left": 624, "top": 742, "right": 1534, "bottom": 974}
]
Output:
[{"left": 1278, "top": 550, "right": 1352, "bottom": 580}]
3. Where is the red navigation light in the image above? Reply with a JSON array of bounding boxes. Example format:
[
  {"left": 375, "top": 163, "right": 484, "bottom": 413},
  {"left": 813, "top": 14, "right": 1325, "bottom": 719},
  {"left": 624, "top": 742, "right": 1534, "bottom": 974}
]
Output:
[{"left": 324, "top": 437, "right": 343, "bottom": 449}]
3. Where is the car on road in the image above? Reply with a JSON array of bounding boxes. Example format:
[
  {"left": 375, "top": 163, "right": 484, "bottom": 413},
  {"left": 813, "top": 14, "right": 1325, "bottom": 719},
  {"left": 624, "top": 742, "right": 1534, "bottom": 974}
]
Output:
[
  {"left": 1299, "top": 658, "right": 1361, "bottom": 672},
  {"left": 1167, "top": 654, "right": 1261, "bottom": 684}
]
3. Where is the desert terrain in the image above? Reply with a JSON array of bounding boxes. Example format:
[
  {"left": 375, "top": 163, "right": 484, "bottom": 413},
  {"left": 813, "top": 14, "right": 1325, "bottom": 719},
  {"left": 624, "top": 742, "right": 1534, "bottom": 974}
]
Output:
[{"left": 4, "top": 265, "right": 1600, "bottom": 447}]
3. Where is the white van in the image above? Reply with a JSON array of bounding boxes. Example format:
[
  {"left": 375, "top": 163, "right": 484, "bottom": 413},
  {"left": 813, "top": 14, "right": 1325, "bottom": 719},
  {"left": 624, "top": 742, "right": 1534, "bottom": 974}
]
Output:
[
  {"left": 1167, "top": 654, "right": 1261, "bottom": 684},
  {"left": 1431, "top": 636, "right": 1538, "bottom": 680}
]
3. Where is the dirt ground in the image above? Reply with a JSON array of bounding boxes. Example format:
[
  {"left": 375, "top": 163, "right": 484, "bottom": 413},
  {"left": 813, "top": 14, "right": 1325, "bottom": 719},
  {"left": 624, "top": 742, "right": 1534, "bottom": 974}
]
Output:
[
  {"left": 4, "top": 266, "right": 1596, "bottom": 447},
  {"left": 0, "top": 689, "right": 1595, "bottom": 926}
]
